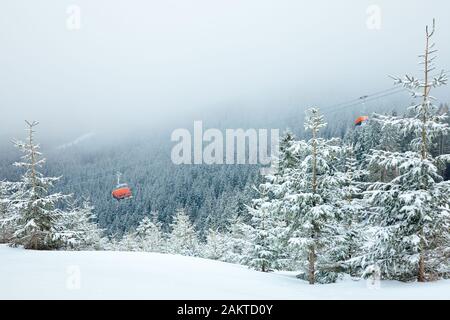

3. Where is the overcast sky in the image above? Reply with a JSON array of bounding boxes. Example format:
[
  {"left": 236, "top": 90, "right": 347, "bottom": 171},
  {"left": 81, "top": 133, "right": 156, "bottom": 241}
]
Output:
[{"left": 0, "top": 0, "right": 449, "bottom": 140}]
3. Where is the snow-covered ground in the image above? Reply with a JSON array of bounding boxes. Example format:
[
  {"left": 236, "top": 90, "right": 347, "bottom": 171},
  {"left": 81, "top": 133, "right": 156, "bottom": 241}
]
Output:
[{"left": 1, "top": 245, "right": 448, "bottom": 300}]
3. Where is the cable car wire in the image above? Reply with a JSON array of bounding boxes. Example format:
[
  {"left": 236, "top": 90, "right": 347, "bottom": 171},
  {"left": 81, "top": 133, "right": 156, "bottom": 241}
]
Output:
[{"left": 321, "top": 69, "right": 449, "bottom": 116}]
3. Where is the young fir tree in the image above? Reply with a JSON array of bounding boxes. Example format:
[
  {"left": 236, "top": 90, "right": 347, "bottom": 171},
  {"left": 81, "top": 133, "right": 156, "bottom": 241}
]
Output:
[
  {"left": 118, "top": 231, "right": 140, "bottom": 251},
  {"left": 167, "top": 208, "right": 199, "bottom": 256},
  {"left": 56, "top": 199, "right": 104, "bottom": 250},
  {"left": 286, "top": 108, "right": 345, "bottom": 284},
  {"left": 277, "top": 129, "right": 298, "bottom": 174},
  {"left": 364, "top": 20, "right": 450, "bottom": 281},
  {"left": 103, "top": 234, "right": 121, "bottom": 251},
  {"left": 0, "top": 180, "right": 16, "bottom": 243},
  {"left": 267, "top": 131, "right": 307, "bottom": 260},
  {"left": 222, "top": 212, "right": 251, "bottom": 264},
  {"left": 202, "top": 228, "right": 228, "bottom": 260},
  {"left": 242, "top": 187, "right": 289, "bottom": 272},
  {"left": 377, "top": 112, "right": 403, "bottom": 181},
  {"left": 351, "top": 118, "right": 382, "bottom": 163},
  {"left": 9, "top": 121, "right": 68, "bottom": 250},
  {"left": 135, "top": 215, "right": 165, "bottom": 252},
  {"left": 338, "top": 145, "right": 368, "bottom": 276},
  {"left": 239, "top": 130, "right": 301, "bottom": 271}
]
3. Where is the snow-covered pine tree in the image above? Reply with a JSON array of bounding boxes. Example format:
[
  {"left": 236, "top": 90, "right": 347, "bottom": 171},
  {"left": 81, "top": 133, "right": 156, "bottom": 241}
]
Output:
[
  {"left": 118, "top": 231, "right": 140, "bottom": 251},
  {"left": 167, "top": 208, "right": 199, "bottom": 256},
  {"left": 379, "top": 112, "right": 402, "bottom": 152},
  {"left": 350, "top": 118, "right": 382, "bottom": 163},
  {"left": 135, "top": 215, "right": 165, "bottom": 252},
  {"left": 277, "top": 129, "right": 298, "bottom": 174},
  {"left": 338, "top": 145, "right": 369, "bottom": 276},
  {"left": 0, "top": 180, "right": 15, "bottom": 243},
  {"left": 9, "top": 121, "right": 68, "bottom": 250},
  {"left": 202, "top": 228, "right": 228, "bottom": 260},
  {"left": 378, "top": 112, "right": 403, "bottom": 181},
  {"left": 287, "top": 108, "right": 345, "bottom": 284},
  {"left": 56, "top": 199, "right": 104, "bottom": 250},
  {"left": 239, "top": 130, "right": 302, "bottom": 271},
  {"left": 364, "top": 20, "right": 450, "bottom": 281},
  {"left": 222, "top": 212, "right": 252, "bottom": 264},
  {"left": 0, "top": 182, "right": 7, "bottom": 242},
  {"left": 103, "top": 234, "right": 121, "bottom": 251},
  {"left": 243, "top": 189, "right": 289, "bottom": 272}
]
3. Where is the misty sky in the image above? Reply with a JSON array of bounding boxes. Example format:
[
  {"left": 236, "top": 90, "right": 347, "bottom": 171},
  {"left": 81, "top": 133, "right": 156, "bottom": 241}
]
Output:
[{"left": 0, "top": 0, "right": 449, "bottom": 141}]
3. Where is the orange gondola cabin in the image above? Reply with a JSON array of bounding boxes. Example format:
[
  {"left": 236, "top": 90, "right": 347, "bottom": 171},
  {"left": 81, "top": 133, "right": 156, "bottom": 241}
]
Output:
[
  {"left": 112, "top": 183, "right": 132, "bottom": 201},
  {"left": 355, "top": 116, "right": 369, "bottom": 126}
]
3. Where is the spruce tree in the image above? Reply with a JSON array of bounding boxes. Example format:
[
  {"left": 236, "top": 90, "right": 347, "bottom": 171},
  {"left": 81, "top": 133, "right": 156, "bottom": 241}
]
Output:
[
  {"left": 339, "top": 145, "right": 368, "bottom": 276},
  {"left": 9, "top": 121, "right": 68, "bottom": 250},
  {"left": 0, "top": 181, "right": 15, "bottom": 243},
  {"left": 119, "top": 231, "right": 140, "bottom": 251},
  {"left": 135, "top": 215, "right": 165, "bottom": 252},
  {"left": 286, "top": 108, "right": 345, "bottom": 284},
  {"left": 223, "top": 212, "right": 251, "bottom": 264},
  {"left": 202, "top": 228, "right": 228, "bottom": 260},
  {"left": 277, "top": 129, "right": 298, "bottom": 174},
  {"left": 243, "top": 188, "right": 289, "bottom": 272},
  {"left": 167, "top": 208, "right": 199, "bottom": 256},
  {"left": 56, "top": 199, "right": 104, "bottom": 250},
  {"left": 363, "top": 20, "right": 450, "bottom": 281}
]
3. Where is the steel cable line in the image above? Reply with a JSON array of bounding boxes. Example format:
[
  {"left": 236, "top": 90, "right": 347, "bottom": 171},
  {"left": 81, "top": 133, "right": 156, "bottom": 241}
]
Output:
[
  {"left": 322, "top": 86, "right": 403, "bottom": 111},
  {"left": 263, "top": 70, "right": 449, "bottom": 129},
  {"left": 321, "top": 69, "right": 450, "bottom": 116},
  {"left": 324, "top": 88, "right": 408, "bottom": 116}
]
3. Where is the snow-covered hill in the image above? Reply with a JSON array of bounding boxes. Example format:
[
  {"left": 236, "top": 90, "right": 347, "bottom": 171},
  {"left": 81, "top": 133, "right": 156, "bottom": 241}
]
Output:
[{"left": 1, "top": 245, "right": 448, "bottom": 300}]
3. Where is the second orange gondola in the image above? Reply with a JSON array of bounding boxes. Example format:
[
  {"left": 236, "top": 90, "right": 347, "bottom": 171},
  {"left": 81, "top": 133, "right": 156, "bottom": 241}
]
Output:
[{"left": 355, "top": 116, "right": 369, "bottom": 126}]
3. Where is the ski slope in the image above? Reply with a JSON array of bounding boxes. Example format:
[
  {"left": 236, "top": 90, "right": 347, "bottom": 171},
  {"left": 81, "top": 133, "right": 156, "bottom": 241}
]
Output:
[{"left": 1, "top": 245, "right": 448, "bottom": 300}]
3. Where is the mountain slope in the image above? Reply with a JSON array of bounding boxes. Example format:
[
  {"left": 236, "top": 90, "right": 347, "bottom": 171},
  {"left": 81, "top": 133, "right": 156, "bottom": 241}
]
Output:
[{"left": 1, "top": 245, "right": 449, "bottom": 300}]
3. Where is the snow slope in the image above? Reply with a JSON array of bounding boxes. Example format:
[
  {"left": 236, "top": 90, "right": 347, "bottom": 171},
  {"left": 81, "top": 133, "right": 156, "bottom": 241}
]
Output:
[{"left": 1, "top": 245, "right": 448, "bottom": 300}]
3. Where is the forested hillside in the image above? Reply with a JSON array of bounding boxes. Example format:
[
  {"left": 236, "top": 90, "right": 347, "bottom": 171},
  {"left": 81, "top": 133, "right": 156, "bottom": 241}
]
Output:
[{"left": 0, "top": 102, "right": 448, "bottom": 237}]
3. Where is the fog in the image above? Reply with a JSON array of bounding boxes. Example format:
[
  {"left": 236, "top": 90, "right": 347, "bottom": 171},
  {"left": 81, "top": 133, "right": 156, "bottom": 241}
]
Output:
[{"left": 1, "top": 0, "right": 449, "bottom": 143}]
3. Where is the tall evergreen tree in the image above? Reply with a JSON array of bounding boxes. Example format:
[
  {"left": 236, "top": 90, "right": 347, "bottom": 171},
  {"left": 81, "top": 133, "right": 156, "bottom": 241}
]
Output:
[
  {"left": 350, "top": 118, "right": 382, "bottom": 163},
  {"left": 0, "top": 180, "right": 15, "bottom": 243},
  {"left": 286, "top": 108, "right": 345, "bottom": 284},
  {"left": 239, "top": 130, "right": 301, "bottom": 271},
  {"left": 338, "top": 145, "right": 368, "bottom": 276},
  {"left": 363, "top": 20, "right": 450, "bottom": 281},
  {"left": 8, "top": 121, "right": 68, "bottom": 250},
  {"left": 277, "top": 129, "right": 298, "bottom": 174},
  {"left": 242, "top": 188, "right": 289, "bottom": 272}
]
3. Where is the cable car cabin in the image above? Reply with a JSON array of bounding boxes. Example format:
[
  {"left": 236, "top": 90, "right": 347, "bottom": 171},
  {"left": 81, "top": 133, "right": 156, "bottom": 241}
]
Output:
[
  {"left": 112, "top": 183, "right": 132, "bottom": 201},
  {"left": 355, "top": 116, "right": 369, "bottom": 126}
]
